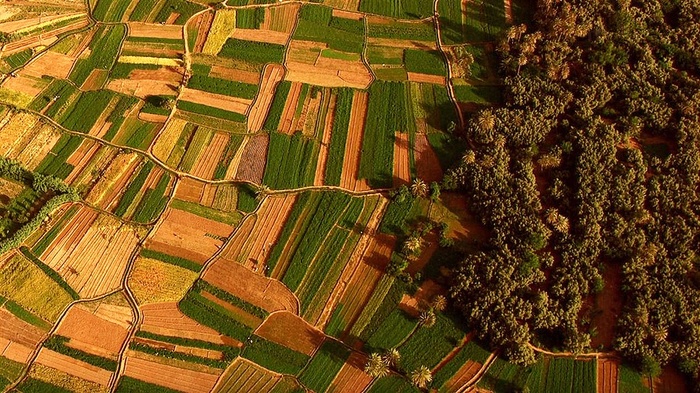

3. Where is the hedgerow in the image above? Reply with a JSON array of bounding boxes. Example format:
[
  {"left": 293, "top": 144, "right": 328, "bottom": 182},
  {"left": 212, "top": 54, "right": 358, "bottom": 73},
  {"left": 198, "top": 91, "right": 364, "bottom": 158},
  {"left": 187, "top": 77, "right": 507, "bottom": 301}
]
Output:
[
  {"left": 43, "top": 335, "right": 118, "bottom": 371},
  {"left": 178, "top": 291, "right": 253, "bottom": 340},
  {"left": 140, "top": 248, "right": 201, "bottom": 272},
  {"left": 242, "top": 335, "right": 310, "bottom": 375},
  {"left": 194, "top": 279, "right": 269, "bottom": 319}
]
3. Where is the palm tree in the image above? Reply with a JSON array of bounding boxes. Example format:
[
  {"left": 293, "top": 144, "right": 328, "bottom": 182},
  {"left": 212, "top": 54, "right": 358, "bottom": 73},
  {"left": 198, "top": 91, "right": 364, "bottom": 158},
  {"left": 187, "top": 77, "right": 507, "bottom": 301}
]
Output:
[
  {"left": 432, "top": 295, "right": 447, "bottom": 312},
  {"left": 419, "top": 309, "right": 436, "bottom": 328},
  {"left": 365, "top": 353, "right": 389, "bottom": 378},
  {"left": 410, "top": 178, "right": 428, "bottom": 198},
  {"left": 382, "top": 348, "right": 400, "bottom": 368},
  {"left": 476, "top": 110, "right": 497, "bottom": 134},
  {"left": 410, "top": 366, "right": 432, "bottom": 389},
  {"left": 402, "top": 236, "right": 422, "bottom": 256}
]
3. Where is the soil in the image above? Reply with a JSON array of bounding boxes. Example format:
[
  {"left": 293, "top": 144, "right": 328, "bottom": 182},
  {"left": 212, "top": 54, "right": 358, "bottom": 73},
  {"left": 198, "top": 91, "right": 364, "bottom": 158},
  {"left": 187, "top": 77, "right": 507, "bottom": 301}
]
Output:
[
  {"left": 0, "top": 307, "right": 44, "bottom": 350},
  {"left": 180, "top": 88, "right": 252, "bottom": 114},
  {"left": 653, "top": 367, "right": 689, "bottom": 393},
  {"left": 393, "top": 131, "right": 411, "bottom": 187},
  {"left": 407, "top": 72, "right": 447, "bottom": 85},
  {"left": 247, "top": 64, "right": 285, "bottom": 133},
  {"left": 138, "top": 112, "right": 168, "bottom": 123},
  {"left": 192, "top": 12, "right": 214, "bottom": 54},
  {"left": 21, "top": 51, "right": 75, "bottom": 79},
  {"left": 367, "top": 37, "right": 438, "bottom": 50},
  {"left": 129, "top": 22, "right": 183, "bottom": 40},
  {"left": 1, "top": 74, "right": 44, "bottom": 97},
  {"left": 35, "top": 348, "right": 113, "bottom": 386},
  {"left": 443, "top": 359, "right": 482, "bottom": 392},
  {"left": 277, "top": 82, "right": 303, "bottom": 134},
  {"left": 0, "top": 12, "right": 83, "bottom": 33},
  {"left": 210, "top": 65, "right": 261, "bottom": 85},
  {"left": 406, "top": 231, "right": 439, "bottom": 275},
  {"left": 255, "top": 312, "right": 324, "bottom": 356},
  {"left": 231, "top": 28, "right": 289, "bottom": 45},
  {"left": 81, "top": 69, "right": 108, "bottom": 90},
  {"left": 399, "top": 279, "right": 445, "bottom": 317},
  {"left": 414, "top": 133, "right": 443, "bottom": 183},
  {"left": 340, "top": 91, "right": 370, "bottom": 191},
  {"left": 146, "top": 208, "right": 234, "bottom": 264},
  {"left": 129, "top": 67, "right": 184, "bottom": 84},
  {"left": 315, "top": 92, "right": 336, "bottom": 185},
  {"left": 285, "top": 59, "right": 372, "bottom": 90},
  {"left": 234, "top": 133, "right": 268, "bottom": 184},
  {"left": 141, "top": 302, "right": 226, "bottom": 344},
  {"left": 331, "top": 9, "right": 363, "bottom": 20},
  {"left": 165, "top": 13, "right": 180, "bottom": 25},
  {"left": 107, "top": 79, "right": 179, "bottom": 99},
  {"left": 123, "top": 356, "right": 220, "bottom": 393},
  {"left": 204, "top": 252, "right": 298, "bottom": 314},
  {"left": 191, "top": 132, "right": 229, "bottom": 179},
  {"left": 590, "top": 263, "right": 622, "bottom": 350},
  {"left": 175, "top": 177, "right": 205, "bottom": 203},
  {"left": 437, "top": 193, "right": 490, "bottom": 243},
  {"left": 597, "top": 358, "right": 619, "bottom": 393},
  {"left": 327, "top": 351, "right": 373, "bottom": 393},
  {"left": 55, "top": 305, "right": 130, "bottom": 357}
]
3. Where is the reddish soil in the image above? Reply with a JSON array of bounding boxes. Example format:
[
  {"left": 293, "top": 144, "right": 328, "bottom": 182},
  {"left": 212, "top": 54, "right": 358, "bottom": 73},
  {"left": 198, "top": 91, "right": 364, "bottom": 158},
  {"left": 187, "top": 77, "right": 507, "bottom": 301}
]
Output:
[
  {"left": 654, "top": 367, "right": 689, "bottom": 393},
  {"left": 504, "top": 0, "right": 513, "bottom": 24},
  {"left": 165, "top": 12, "right": 180, "bottom": 25},
  {"left": 235, "top": 133, "right": 268, "bottom": 184},
  {"left": 192, "top": 12, "right": 214, "bottom": 53},
  {"left": 221, "top": 194, "right": 297, "bottom": 272},
  {"left": 327, "top": 351, "right": 373, "bottom": 393},
  {"left": 367, "top": 37, "right": 438, "bottom": 50},
  {"left": 248, "top": 64, "right": 285, "bottom": 133},
  {"left": 138, "top": 112, "right": 168, "bottom": 123},
  {"left": 0, "top": 340, "right": 33, "bottom": 364},
  {"left": 36, "top": 348, "right": 112, "bottom": 386},
  {"left": 393, "top": 131, "right": 411, "bottom": 187},
  {"left": 443, "top": 359, "right": 482, "bottom": 392},
  {"left": 597, "top": 358, "right": 619, "bottom": 393},
  {"left": 180, "top": 88, "right": 251, "bottom": 114},
  {"left": 1, "top": 74, "right": 44, "bottom": 97},
  {"left": 286, "top": 58, "right": 372, "bottom": 89},
  {"left": 175, "top": 177, "right": 205, "bottom": 204},
  {"left": 399, "top": 279, "right": 446, "bottom": 317},
  {"left": 315, "top": 92, "right": 336, "bottom": 185},
  {"left": 107, "top": 79, "right": 179, "bottom": 99},
  {"left": 56, "top": 305, "right": 130, "bottom": 358},
  {"left": 255, "top": 312, "right": 324, "bottom": 356},
  {"left": 0, "top": 308, "right": 44, "bottom": 363},
  {"left": 210, "top": 65, "right": 261, "bottom": 85},
  {"left": 278, "top": 82, "right": 303, "bottom": 134},
  {"left": 2, "top": 19, "right": 89, "bottom": 54},
  {"left": 146, "top": 208, "right": 234, "bottom": 264},
  {"left": 407, "top": 72, "right": 447, "bottom": 85},
  {"left": 81, "top": 69, "right": 108, "bottom": 90},
  {"left": 191, "top": 132, "right": 229, "bottom": 179},
  {"left": 204, "top": 257, "right": 298, "bottom": 315},
  {"left": 130, "top": 67, "right": 183, "bottom": 83},
  {"left": 340, "top": 91, "right": 370, "bottom": 191},
  {"left": 129, "top": 23, "right": 183, "bottom": 39},
  {"left": 414, "top": 133, "right": 443, "bottom": 183},
  {"left": 123, "top": 356, "right": 220, "bottom": 393},
  {"left": 141, "top": 303, "right": 226, "bottom": 344},
  {"left": 232, "top": 29, "right": 289, "bottom": 45},
  {"left": 40, "top": 206, "right": 138, "bottom": 297},
  {"left": 22, "top": 51, "right": 75, "bottom": 79},
  {"left": 590, "top": 263, "right": 622, "bottom": 350},
  {"left": 438, "top": 193, "right": 489, "bottom": 243},
  {"left": 406, "top": 231, "right": 439, "bottom": 275},
  {"left": 0, "top": 13, "right": 82, "bottom": 33},
  {"left": 331, "top": 9, "right": 363, "bottom": 20}
]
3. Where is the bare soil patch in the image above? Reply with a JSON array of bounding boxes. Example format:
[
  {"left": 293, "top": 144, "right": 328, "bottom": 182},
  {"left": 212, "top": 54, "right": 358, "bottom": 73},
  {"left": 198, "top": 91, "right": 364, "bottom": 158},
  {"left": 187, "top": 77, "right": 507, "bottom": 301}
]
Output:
[
  {"left": 141, "top": 302, "right": 226, "bottom": 344},
  {"left": 327, "top": 351, "right": 373, "bottom": 393},
  {"left": 340, "top": 91, "right": 370, "bottom": 191},
  {"left": 654, "top": 367, "right": 688, "bottom": 393},
  {"left": 286, "top": 59, "right": 372, "bottom": 89},
  {"left": 231, "top": 28, "right": 289, "bottom": 45},
  {"left": 130, "top": 67, "right": 183, "bottom": 83},
  {"left": 192, "top": 12, "right": 214, "bottom": 54},
  {"left": 247, "top": 64, "right": 284, "bottom": 133},
  {"left": 22, "top": 51, "right": 75, "bottom": 79},
  {"left": 597, "top": 358, "right": 619, "bottom": 393},
  {"left": 277, "top": 81, "right": 303, "bottom": 134},
  {"left": 2, "top": 74, "right": 44, "bottom": 97},
  {"left": 129, "top": 23, "right": 182, "bottom": 39},
  {"left": 56, "top": 305, "right": 130, "bottom": 357},
  {"left": 393, "top": 131, "right": 411, "bottom": 187},
  {"left": 0, "top": 308, "right": 44, "bottom": 362},
  {"left": 180, "top": 88, "right": 251, "bottom": 114},
  {"left": 123, "top": 356, "right": 220, "bottom": 393},
  {"left": 107, "top": 79, "right": 178, "bottom": 99},
  {"left": 191, "top": 132, "right": 228, "bottom": 179},
  {"left": 590, "top": 263, "right": 622, "bottom": 350},
  {"left": 210, "top": 65, "right": 260, "bottom": 85},
  {"left": 414, "top": 133, "right": 443, "bottom": 183},
  {"left": 332, "top": 9, "right": 363, "bottom": 20},
  {"left": 407, "top": 72, "right": 446, "bottom": 85},
  {"left": 234, "top": 133, "right": 268, "bottom": 184},
  {"left": 255, "top": 312, "right": 324, "bottom": 356},
  {"left": 35, "top": 348, "right": 112, "bottom": 386}
]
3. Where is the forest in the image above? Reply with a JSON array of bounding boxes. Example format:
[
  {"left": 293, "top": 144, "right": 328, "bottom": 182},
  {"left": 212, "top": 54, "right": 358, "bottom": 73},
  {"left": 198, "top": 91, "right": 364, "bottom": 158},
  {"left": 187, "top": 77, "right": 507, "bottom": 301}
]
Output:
[{"left": 446, "top": 0, "right": 700, "bottom": 390}]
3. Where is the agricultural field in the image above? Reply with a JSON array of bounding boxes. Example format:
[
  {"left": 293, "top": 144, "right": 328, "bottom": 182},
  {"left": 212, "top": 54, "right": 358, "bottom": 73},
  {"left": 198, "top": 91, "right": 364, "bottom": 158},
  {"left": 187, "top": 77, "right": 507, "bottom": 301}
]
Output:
[{"left": 0, "top": 1, "right": 661, "bottom": 393}]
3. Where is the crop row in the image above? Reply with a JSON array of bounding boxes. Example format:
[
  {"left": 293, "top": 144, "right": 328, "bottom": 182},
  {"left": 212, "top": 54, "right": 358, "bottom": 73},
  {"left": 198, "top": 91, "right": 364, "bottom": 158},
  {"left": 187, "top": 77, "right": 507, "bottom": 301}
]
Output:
[
  {"left": 218, "top": 39, "right": 286, "bottom": 64},
  {"left": 399, "top": 312, "right": 467, "bottom": 371},
  {"left": 116, "top": 377, "right": 181, "bottom": 393},
  {"left": 169, "top": 199, "right": 242, "bottom": 226},
  {"left": 188, "top": 74, "right": 258, "bottom": 99},
  {"left": 236, "top": 7, "right": 266, "bottom": 29},
  {"left": 14, "top": 378, "right": 71, "bottom": 393},
  {"left": 43, "top": 335, "right": 118, "bottom": 371},
  {"left": 134, "top": 330, "right": 238, "bottom": 358},
  {"left": 114, "top": 162, "right": 152, "bottom": 218},
  {"left": 195, "top": 279, "right": 269, "bottom": 319},
  {"left": 178, "top": 126, "right": 212, "bottom": 173},
  {"left": 404, "top": 49, "right": 447, "bottom": 76},
  {"left": 34, "top": 134, "right": 81, "bottom": 180},
  {"left": 262, "top": 132, "right": 319, "bottom": 189},
  {"left": 359, "top": 0, "right": 434, "bottom": 20},
  {"left": 140, "top": 248, "right": 201, "bottom": 272},
  {"left": 19, "top": 247, "right": 79, "bottom": 300},
  {"left": 357, "top": 279, "right": 410, "bottom": 342},
  {"left": 242, "top": 335, "right": 310, "bottom": 375},
  {"left": 31, "top": 205, "right": 80, "bottom": 256},
  {"left": 263, "top": 81, "right": 292, "bottom": 132},
  {"left": 365, "top": 308, "right": 417, "bottom": 353},
  {"left": 178, "top": 291, "right": 253, "bottom": 341},
  {"left": 294, "top": 5, "right": 364, "bottom": 53},
  {"left": 70, "top": 25, "right": 125, "bottom": 86},
  {"left": 93, "top": 0, "right": 132, "bottom": 22},
  {"left": 213, "top": 134, "right": 245, "bottom": 180},
  {"left": 367, "top": 21, "right": 436, "bottom": 41},
  {"left": 177, "top": 100, "right": 247, "bottom": 123},
  {"left": 324, "top": 88, "right": 353, "bottom": 186},
  {"left": 265, "top": 191, "right": 314, "bottom": 274},
  {"left": 296, "top": 228, "right": 348, "bottom": 312},
  {"left": 432, "top": 339, "right": 492, "bottom": 388},
  {"left": 132, "top": 173, "right": 170, "bottom": 223},
  {"left": 298, "top": 339, "right": 351, "bottom": 392},
  {"left": 128, "top": 341, "right": 231, "bottom": 369}
]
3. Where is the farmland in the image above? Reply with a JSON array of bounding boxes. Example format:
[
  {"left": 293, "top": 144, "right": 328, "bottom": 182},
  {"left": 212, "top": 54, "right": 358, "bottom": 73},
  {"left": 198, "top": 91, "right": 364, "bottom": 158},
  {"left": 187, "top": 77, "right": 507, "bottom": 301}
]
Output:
[{"left": 0, "top": 0, "right": 675, "bottom": 392}]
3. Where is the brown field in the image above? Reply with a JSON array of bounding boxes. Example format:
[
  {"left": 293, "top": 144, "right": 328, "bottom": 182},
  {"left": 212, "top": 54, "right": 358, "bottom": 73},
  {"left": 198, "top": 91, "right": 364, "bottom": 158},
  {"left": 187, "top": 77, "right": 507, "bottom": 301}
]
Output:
[
  {"left": 165, "top": 12, "right": 180, "bottom": 25},
  {"left": 141, "top": 302, "right": 227, "bottom": 344},
  {"left": 210, "top": 65, "right": 261, "bottom": 85},
  {"left": 2, "top": 18, "right": 89, "bottom": 55},
  {"left": 123, "top": 356, "right": 220, "bottom": 393},
  {"left": 64, "top": 140, "right": 100, "bottom": 184},
  {"left": 2, "top": 74, "right": 45, "bottom": 99},
  {"left": 262, "top": 4, "right": 299, "bottom": 33},
  {"left": 107, "top": 78, "right": 178, "bottom": 99},
  {"left": 406, "top": 231, "right": 439, "bottom": 275},
  {"left": 10, "top": 124, "right": 60, "bottom": 171},
  {"left": 191, "top": 11, "right": 214, "bottom": 53},
  {"left": 138, "top": 112, "right": 168, "bottom": 123},
  {"left": 327, "top": 351, "right": 373, "bottom": 393},
  {"left": 175, "top": 178, "right": 238, "bottom": 210},
  {"left": 407, "top": 72, "right": 447, "bottom": 85},
  {"left": 220, "top": 194, "right": 297, "bottom": 272},
  {"left": 235, "top": 133, "right": 268, "bottom": 184},
  {"left": 190, "top": 132, "right": 229, "bottom": 179},
  {"left": 39, "top": 206, "right": 140, "bottom": 298},
  {"left": 332, "top": 9, "right": 363, "bottom": 20},
  {"left": 393, "top": 131, "right": 411, "bottom": 187},
  {"left": 255, "top": 312, "right": 324, "bottom": 356},
  {"left": 597, "top": 358, "right": 619, "bottom": 393},
  {"left": 286, "top": 56, "right": 373, "bottom": 89},
  {"left": 85, "top": 153, "right": 140, "bottom": 209},
  {"left": 180, "top": 88, "right": 252, "bottom": 114},
  {"left": 591, "top": 264, "right": 622, "bottom": 350},
  {"left": 414, "top": 133, "right": 443, "bottom": 183},
  {"left": 367, "top": 37, "right": 438, "bottom": 50},
  {"left": 204, "top": 255, "right": 298, "bottom": 314},
  {"left": 340, "top": 91, "right": 370, "bottom": 191},
  {"left": 442, "top": 358, "right": 482, "bottom": 393},
  {"left": 21, "top": 51, "right": 75, "bottom": 79},
  {"left": 0, "top": 309, "right": 44, "bottom": 363},
  {"left": 399, "top": 279, "right": 445, "bottom": 317},
  {"left": 35, "top": 348, "right": 112, "bottom": 386},
  {"left": 81, "top": 69, "right": 108, "bottom": 90},
  {"left": 323, "top": 0, "right": 361, "bottom": 11},
  {"left": 315, "top": 93, "right": 336, "bottom": 185},
  {"left": 55, "top": 304, "right": 131, "bottom": 359},
  {"left": 0, "top": 12, "right": 83, "bottom": 33},
  {"left": 129, "top": 23, "right": 182, "bottom": 39},
  {"left": 248, "top": 64, "right": 285, "bottom": 133},
  {"left": 654, "top": 367, "right": 689, "bottom": 393},
  {"left": 317, "top": 199, "right": 388, "bottom": 329},
  {"left": 434, "top": 193, "right": 489, "bottom": 243},
  {"left": 277, "top": 82, "right": 303, "bottom": 134},
  {"left": 146, "top": 208, "right": 234, "bottom": 264},
  {"left": 231, "top": 29, "right": 289, "bottom": 45}
]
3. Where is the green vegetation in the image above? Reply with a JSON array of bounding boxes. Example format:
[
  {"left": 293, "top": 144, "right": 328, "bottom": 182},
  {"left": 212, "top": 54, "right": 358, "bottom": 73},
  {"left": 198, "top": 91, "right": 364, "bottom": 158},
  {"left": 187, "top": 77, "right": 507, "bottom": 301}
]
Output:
[
  {"left": 324, "top": 89, "right": 353, "bottom": 186},
  {"left": 129, "top": 341, "right": 234, "bottom": 368},
  {"left": 177, "top": 101, "right": 247, "bottom": 122},
  {"left": 618, "top": 364, "right": 650, "bottom": 393},
  {"left": 60, "top": 90, "right": 115, "bottom": 133},
  {"left": 263, "top": 81, "right": 292, "bottom": 132},
  {"left": 294, "top": 5, "right": 364, "bottom": 53},
  {"left": 242, "top": 335, "right": 310, "bottom": 375},
  {"left": 367, "top": 21, "right": 436, "bottom": 41},
  {"left": 132, "top": 173, "right": 170, "bottom": 223},
  {"left": 154, "top": 0, "right": 205, "bottom": 24},
  {"left": 93, "top": 0, "right": 132, "bottom": 22},
  {"left": 399, "top": 312, "right": 466, "bottom": 371},
  {"left": 298, "top": 340, "right": 351, "bottom": 392},
  {"left": 432, "top": 340, "right": 492, "bottom": 388},
  {"left": 43, "top": 335, "right": 118, "bottom": 371},
  {"left": 19, "top": 247, "right": 79, "bottom": 300},
  {"left": 365, "top": 308, "right": 417, "bottom": 352},
  {"left": 69, "top": 25, "right": 125, "bottom": 86},
  {"left": 195, "top": 279, "right": 268, "bottom": 319},
  {"left": 140, "top": 248, "right": 201, "bottom": 272},
  {"left": 404, "top": 49, "right": 446, "bottom": 76},
  {"left": 236, "top": 7, "right": 265, "bottom": 28},
  {"left": 237, "top": 183, "right": 259, "bottom": 213},
  {"left": 116, "top": 377, "right": 182, "bottom": 393},
  {"left": 359, "top": 0, "right": 433, "bottom": 19},
  {"left": 170, "top": 199, "right": 241, "bottom": 226},
  {"left": 218, "top": 39, "right": 286, "bottom": 64},
  {"left": 178, "top": 290, "right": 254, "bottom": 341},
  {"left": 128, "top": 0, "right": 159, "bottom": 22},
  {"left": 367, "top": 375, "right": 420, "bottom": 393},
  {"left": 262, "top": 132, "right": 319, "bottom": 189},
  {"left": 15, "top": 378, "right": 72, "bottom": 393},
  {"left": 188, "top": 74, "right": 258, "bottom": 99}
]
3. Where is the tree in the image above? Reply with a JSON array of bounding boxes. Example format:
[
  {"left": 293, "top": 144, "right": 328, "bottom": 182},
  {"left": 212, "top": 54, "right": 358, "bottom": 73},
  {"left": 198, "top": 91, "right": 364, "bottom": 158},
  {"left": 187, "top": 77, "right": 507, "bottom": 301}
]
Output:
[
  {"left": 419, "top": 309, "right": 436, "bottom": 328},
  {"left": 410, "top": 366, "right": 432, "bottom": 389},
  {"left": 402, "top": 236, "right": 423, "bottom": 256},
  {"left": 255, "top": 184, "right": 270, "bottom": 201},
  {"left": 382, "top": 348, "right": 400, "bottom": 368},
  {"left": 432, "top": 295, "right": 447, "bottom": 312},
  {"left": 365, "top": 353, "right": 389, "bottom": 378},
  {"left": 411, "top": 178, "right": 428, "bottom": 198}
]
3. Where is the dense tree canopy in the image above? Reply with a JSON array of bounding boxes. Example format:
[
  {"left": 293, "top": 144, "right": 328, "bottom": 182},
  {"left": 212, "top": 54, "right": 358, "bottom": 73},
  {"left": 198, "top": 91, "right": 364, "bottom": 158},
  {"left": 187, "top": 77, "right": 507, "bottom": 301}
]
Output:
[{"left": 447, "top": 0, "right": 700, "bottom": 388}]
